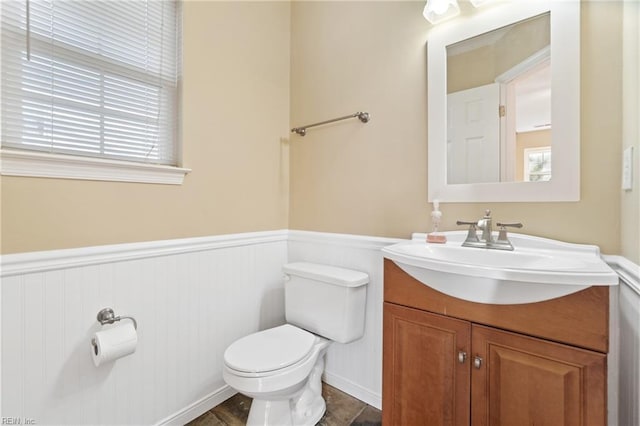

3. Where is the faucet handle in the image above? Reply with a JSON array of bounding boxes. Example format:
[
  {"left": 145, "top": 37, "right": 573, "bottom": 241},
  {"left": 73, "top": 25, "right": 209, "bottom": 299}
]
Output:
[
  {"left": 494, "top": 222, "right": 523, "bottom": 250},
  {"left": 456, "top": 220, "right": 478, "bottom": 226},
  {"left": 456, "top": 221, "right": 480, "bottom": 243},
  {"left": 496, "top": 222, "right": 523, "bottom": 229}
]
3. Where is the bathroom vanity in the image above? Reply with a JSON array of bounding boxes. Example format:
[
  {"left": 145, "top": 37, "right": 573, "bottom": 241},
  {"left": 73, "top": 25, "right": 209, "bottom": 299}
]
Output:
[{"left": 382, "top": 259, "right": 609, "bottom": 426}]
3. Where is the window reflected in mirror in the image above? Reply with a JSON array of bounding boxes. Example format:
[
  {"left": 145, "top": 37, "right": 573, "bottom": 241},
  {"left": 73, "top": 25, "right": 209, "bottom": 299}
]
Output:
[{"left": 524, "top": 147, "right": 552, "bottom": 182}]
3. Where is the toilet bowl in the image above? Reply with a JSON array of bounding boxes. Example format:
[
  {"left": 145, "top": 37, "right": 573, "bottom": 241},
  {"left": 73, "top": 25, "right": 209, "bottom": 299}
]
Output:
[
  {"left": 223, "top": 325, "right": 330, "bottom": 426},
  {"left": 222, "top": 262, "right": 369, "bottom": 426}
]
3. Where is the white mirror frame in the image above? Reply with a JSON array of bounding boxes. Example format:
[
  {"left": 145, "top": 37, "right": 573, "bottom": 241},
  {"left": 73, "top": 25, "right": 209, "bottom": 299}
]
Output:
[{"left": 427, "top": 1, "right": 580, "bottom": 202}]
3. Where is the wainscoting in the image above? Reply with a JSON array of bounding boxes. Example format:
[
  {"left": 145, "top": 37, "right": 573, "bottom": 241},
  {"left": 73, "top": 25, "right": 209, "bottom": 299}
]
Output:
[
  {"left": 1, "top": 231, "right": 637, "bottom": 426},
  {"left": 0, "top": 230, "right": 399, "bottom": 425},
  {"left": 288, "top": 231, "right": 402, "bottom": 409},
  {"left": 606, "top": 256, "right": 640, "bottom": 426},
  {"left": 0, "top": 231, "right": 289, "bottom": 425}
]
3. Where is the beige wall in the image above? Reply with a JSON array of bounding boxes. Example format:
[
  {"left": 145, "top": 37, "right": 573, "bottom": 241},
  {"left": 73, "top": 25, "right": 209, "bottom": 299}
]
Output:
[
  {"left": 0, "top": 1, "right": 291, "bottom": 254},
  {"left": 494, "top": 13, "right": 550, "bottom": 77},
  {"left": 447, "top": 45, "right": 495, "bottom": 93},
  {"left": 621, "top": 0, "right": 640, "bottom": 264},
  {"left": 290, "top": 1, "right": 623, "bottom": 255},
  {"left": 1, "top": 1, "right": 631, "bottom": 259},
  {"left": 447, "top": 13, "right": 549, "bottom": 94},
  {"left": 289, "top": 1, "right": 431, "bottom": 240}
]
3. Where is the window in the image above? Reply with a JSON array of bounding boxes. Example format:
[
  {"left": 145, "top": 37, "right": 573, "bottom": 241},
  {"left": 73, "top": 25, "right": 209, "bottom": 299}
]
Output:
[
  {"left": 524, "top": 147, "right": 551, "bottom": 182},
  {"left": 1, "top": 0, "right": 188, "bottom": 184}
]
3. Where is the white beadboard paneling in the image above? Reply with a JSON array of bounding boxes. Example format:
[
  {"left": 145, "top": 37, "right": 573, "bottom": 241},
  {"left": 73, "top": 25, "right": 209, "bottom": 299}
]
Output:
[
  {"left": 605, "top": 255, "right": 640, "bottom": 426},
  {"left": 619, "top": 282, "right": 640, "bottom": 426},
  {"left": 156, "top": 384, "right": 236, "bottom": 426},
  {"left": 609, "top": 284, "right": 620, "bottom": 426},
  {"left": 4, "top": 231, "right": 638, "bottom": 425},
  {"left": 287, "top": 230, "right": 403, "bottom": 409},
  {"left": 23, "top": 273, "right": 46, "bottom": 420},
  {"left": 2, "top": 275, "right": 24, "bottom": 419},
  {"left": 1, "top": 231, "right": 288, "bottom": 425}
]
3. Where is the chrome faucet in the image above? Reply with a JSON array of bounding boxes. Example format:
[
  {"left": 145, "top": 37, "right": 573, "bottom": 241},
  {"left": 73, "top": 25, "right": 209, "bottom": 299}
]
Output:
[
  {"left": 477, "top": 210, "right": 493, "bottom": 243},
  {"left": 456, "top": 210, "right": 522, "bottom": 250}
]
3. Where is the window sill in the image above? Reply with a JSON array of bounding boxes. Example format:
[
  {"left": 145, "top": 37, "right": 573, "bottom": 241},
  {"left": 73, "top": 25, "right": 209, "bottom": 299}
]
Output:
[{"left": 0, "top": 149, "right": 191, "bottom": 185}]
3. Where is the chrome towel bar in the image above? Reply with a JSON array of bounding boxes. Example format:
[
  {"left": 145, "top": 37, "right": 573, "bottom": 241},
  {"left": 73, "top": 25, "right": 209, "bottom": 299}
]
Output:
[{"left": 291, "top": 111, "right": 370, "bottom": 136}]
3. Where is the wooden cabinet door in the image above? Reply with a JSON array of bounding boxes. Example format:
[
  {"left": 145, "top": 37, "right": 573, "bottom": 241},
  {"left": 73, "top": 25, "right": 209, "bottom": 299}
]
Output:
[
  {"left": 471, "top": 324, "right": 606, "bottom": 426},
  {"left": 383, "top": 303, "right": 471, "bottom": 426}
]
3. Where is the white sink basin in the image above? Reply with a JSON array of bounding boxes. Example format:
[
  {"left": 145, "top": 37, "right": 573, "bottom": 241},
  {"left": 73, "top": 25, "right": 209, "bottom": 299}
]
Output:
[{"left": 382, "top": 231, "right": 618, "bottom": 304}]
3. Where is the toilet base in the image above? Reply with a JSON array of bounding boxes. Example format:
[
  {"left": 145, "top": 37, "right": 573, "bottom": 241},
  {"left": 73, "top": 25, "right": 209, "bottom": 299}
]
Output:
[
  {"left": 246, "top": 397, "right": 325, "bottom": 426},
  {"left": 246, "top": 348, "right": 328, "bottom": 426}
]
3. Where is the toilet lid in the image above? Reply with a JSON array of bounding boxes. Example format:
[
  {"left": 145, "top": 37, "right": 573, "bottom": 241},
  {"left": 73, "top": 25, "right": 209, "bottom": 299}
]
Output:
[{"left": 224, "top": 324, "right": 316, "bottom": 373}]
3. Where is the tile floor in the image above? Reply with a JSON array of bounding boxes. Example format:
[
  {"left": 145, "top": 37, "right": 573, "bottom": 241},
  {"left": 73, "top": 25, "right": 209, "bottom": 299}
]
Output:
[{"left": 186, "top": 383, "right": 382, "bottom": 426}]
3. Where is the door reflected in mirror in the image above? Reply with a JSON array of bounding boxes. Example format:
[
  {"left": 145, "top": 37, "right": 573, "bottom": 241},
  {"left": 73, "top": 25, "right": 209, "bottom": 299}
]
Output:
[{"left": 446, "top": 12, "right": 550, "bottom": 184}]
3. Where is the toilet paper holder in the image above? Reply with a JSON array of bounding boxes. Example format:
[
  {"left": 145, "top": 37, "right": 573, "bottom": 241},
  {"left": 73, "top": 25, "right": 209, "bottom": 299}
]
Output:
[
  {"left": 91, "top": 307, "right": 138, "bottom": 358},
  {"left": 95, "top": 307, "right": 138, "bottom": 330}
]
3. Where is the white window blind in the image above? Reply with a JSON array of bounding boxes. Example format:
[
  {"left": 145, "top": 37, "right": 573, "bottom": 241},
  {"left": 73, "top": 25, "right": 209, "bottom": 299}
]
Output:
[{"left": 1, "top": 0, "right": 181, "bottom": 166}]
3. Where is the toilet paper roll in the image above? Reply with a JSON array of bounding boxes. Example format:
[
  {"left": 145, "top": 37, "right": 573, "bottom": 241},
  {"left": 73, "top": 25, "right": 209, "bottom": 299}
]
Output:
[{"left": 91, "top": 322, "right": 137, "bottom": 367}]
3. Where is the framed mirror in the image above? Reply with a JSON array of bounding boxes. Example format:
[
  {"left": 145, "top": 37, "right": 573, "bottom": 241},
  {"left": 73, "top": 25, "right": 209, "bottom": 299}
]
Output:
[{"left": 427, "top": 1, "right": 580, "bottom": 202}]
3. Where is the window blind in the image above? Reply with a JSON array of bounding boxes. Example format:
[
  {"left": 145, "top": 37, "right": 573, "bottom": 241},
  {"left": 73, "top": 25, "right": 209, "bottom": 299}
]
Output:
[{"left": 1, "top": 0, "right": 180, "bottom": 165}]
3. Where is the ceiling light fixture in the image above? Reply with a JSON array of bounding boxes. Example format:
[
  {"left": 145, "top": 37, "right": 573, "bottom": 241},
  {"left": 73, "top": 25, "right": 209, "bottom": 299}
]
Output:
[{"left": 423, "top": 0, "right": 460, "bottom": 25}]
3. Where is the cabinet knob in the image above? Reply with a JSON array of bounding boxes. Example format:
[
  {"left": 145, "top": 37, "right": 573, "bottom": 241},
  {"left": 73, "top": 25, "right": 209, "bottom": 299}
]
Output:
[
  {"left": 474, "top": 356, "right": 483, "bottom": 369},
  {"left": 458, "top": 351, "right": 467, "bottom": 364}
]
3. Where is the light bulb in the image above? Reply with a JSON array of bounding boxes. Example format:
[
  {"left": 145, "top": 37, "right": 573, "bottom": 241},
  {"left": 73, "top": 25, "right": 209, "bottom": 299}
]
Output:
[
  {"left": 431, "top": 0, "right": 449, "bottom": 15},
  {"left": 423, "top": 0, "right": 460, "bottom": 25}
]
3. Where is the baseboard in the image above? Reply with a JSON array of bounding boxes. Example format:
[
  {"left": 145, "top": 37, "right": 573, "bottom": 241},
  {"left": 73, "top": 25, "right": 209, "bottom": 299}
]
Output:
[
  {"left": 155, "top": 384, "right": 236, "bottom": 426},
  {"left": 157, "top": 375, "right": 379, "bottom": 426},
  {"left": 323, "top": 371, "right": 382, "bottom": 410}
]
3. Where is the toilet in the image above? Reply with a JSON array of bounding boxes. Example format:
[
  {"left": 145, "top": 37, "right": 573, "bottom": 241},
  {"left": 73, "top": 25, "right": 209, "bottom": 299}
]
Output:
[{"left": 222, "top": 262, "right": 369, "bottom": 426}]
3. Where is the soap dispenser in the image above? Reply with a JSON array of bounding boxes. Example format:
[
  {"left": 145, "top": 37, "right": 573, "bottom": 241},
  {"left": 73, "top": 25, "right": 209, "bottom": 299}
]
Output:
[{"left": 427, "top": 199, "right": 447, "bottom": 243}]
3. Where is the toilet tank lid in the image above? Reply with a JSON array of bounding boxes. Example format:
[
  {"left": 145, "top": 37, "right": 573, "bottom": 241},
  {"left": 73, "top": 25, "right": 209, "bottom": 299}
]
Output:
[{"left": 283, "top": 262, "right": 369, "bottom": 287}]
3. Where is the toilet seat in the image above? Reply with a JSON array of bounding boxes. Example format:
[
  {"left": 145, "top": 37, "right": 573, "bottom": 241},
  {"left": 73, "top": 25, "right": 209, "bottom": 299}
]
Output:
[{"left": 224, "top": 324, "right": 316, "bottom": 376}]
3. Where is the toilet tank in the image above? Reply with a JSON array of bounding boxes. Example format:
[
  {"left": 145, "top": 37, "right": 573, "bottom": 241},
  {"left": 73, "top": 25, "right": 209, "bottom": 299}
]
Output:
[{"left": 283, "top": 262, "right": 369, "bottom": 344}]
